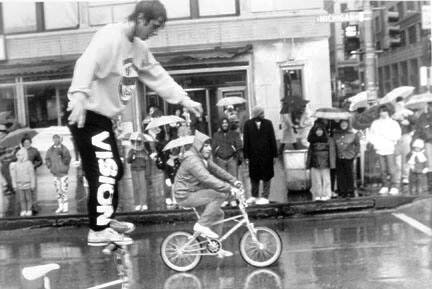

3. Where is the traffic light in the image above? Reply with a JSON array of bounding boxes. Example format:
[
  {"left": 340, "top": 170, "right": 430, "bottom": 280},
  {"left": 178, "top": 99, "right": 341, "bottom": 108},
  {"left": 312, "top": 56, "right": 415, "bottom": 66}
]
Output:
[
  {"left": 343, "top": 24, "right": 360, "bottom": 58},
  {"left": 384, "top": 9, "right": 401, "bottom": 48}
]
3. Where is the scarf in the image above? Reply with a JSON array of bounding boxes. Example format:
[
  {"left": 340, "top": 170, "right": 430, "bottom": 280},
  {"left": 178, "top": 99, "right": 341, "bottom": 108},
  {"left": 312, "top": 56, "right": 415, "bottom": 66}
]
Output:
[{"left": 408, "top": 149, "right": 427, "bottom": 166}]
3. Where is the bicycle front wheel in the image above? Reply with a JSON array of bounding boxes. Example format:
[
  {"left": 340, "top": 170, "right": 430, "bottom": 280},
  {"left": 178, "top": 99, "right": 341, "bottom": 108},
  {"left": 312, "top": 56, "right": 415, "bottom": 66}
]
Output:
[
  {"left": 239, "top": 227, "right": 282, "bottom": 267},
  {"left": 161, "top": 231, "right": 202, "bottom": 272}
]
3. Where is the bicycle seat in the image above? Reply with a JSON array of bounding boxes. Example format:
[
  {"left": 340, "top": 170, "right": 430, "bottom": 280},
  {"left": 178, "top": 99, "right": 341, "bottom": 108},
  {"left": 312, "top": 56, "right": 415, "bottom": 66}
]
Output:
[{"left": 22, "top": 263, "right": 60, "bottom": 280}]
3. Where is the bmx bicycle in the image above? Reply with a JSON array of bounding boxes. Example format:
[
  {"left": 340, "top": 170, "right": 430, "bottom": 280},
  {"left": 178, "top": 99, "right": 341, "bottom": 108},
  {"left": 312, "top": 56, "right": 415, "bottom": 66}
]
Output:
[
  {"left": 160, "top": 190, "right": 282, "bottom": 272},
  {"left": 22, "top": 242, "right": 132, "bottom": 289}
]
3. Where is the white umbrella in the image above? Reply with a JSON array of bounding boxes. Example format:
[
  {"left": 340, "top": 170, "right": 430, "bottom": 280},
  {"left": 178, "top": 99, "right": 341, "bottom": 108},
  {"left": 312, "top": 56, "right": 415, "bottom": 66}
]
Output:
[
  {"left": 163, "top": 135, "right": 194, "bottom": 151},
  {"left": 121, "top": 131, "right": 154, "bottom": 142},
  {"left": 347, "top": 91, "right": 368, "bottom": 103},
  {"left": 216, "top": 97, "right": 246, "bottom": 107},
  {"left": 405, "top": 92, "right": 432, "bottom": 110},
  {"left": 379, "top": 86, "right": 415, "bottom": 105},
  {"left": 312, "top": 107, "right": 351, "bottom": 120},
  {"left": 144, "top": 115, "right": 185, "bottom": 131}
]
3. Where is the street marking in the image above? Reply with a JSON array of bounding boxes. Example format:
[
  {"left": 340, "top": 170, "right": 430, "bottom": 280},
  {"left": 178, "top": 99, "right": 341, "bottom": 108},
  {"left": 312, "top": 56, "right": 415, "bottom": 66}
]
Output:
[{"left": 392, "top": 213, "right": 432, "bottom": 237}]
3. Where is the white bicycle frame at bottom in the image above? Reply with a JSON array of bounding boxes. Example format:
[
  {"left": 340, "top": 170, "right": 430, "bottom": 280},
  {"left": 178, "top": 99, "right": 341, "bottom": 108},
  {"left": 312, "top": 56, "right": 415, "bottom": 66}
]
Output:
[{"left": 182, "top": 203, "right": 259, "bottom": 254}]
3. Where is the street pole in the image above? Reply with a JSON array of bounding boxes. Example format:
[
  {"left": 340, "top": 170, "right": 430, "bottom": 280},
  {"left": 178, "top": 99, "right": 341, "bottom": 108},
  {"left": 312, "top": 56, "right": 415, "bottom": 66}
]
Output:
[{"left": 363, "top": 0, "right": 377, "bottom": 105}]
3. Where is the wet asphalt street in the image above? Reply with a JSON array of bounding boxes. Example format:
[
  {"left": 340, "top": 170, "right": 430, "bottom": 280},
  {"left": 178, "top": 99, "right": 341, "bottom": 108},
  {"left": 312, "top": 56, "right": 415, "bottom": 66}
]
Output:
[{"left": 1, "top": 198, "right": 432, "bottom": 289}]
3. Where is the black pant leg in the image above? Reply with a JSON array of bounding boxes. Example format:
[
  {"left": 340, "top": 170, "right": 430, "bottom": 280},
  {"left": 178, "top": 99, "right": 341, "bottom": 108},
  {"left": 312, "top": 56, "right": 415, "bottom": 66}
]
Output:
[{"left": 69, "top": 111, "right": 123, "bottom": 231}]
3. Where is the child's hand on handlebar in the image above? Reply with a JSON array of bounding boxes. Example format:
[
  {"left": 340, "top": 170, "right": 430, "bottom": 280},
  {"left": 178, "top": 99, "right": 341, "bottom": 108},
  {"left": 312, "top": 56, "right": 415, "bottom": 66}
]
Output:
[
  {"left": 230, "top": 187, "right": 244, "bottom": 199},
  {"left": 234, "top": 180, "right": 243, "bottom": 189}
]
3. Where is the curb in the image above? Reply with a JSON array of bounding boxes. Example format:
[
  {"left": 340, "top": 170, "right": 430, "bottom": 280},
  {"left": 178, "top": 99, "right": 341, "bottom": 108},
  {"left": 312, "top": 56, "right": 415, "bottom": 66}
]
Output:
[{"left": 0, "top": 195, "right": 421, "bottom": 231}]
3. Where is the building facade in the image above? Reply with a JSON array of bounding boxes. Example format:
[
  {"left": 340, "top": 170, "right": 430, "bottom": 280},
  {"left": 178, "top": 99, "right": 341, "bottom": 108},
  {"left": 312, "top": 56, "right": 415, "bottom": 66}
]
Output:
[
  {"left": 0, "top": 0, "right": 332, "bottom": 139},
  {"left": 374, "top": 1, "right": 431, "bottom": 96},
  {"left": 326, "top": 0, "right": 431, "bottom": 103}
]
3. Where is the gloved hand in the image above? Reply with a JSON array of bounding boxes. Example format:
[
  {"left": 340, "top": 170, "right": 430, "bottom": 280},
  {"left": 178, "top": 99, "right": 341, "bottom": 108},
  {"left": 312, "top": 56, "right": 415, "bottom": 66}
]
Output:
[
  {"left": 230, "top": 187, "right": 244, "bottom": 199},
  {"left": 234, "top": 180, "right": 243, "bottom": 189}
]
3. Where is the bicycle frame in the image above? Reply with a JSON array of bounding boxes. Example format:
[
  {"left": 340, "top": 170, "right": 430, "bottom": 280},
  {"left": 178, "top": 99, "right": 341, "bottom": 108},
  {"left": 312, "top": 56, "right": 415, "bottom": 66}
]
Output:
[{"left": 179, "top": 197, "right": 259, "bottom": 255}]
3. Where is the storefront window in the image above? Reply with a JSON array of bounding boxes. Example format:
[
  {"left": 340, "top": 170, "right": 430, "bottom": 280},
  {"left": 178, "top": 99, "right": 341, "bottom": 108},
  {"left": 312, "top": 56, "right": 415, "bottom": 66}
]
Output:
[
  {"left": 0, "top": 87, "right": 17, "bottom": 122},
  {"left": 88, "top": 1, "right": 135, "bottom": 26},
  {"left": 25, "top": 84, "right": 70, "bottom": 128},
  {"left": 198, "top": 0, "right": 238, "bottom": 16},
  {"left": 44, "top": 2, "right": 79, "bottom": 30},
  {"left": 160, "top": 0, "right": 191, "bottom": 19},
  {"left": 2, "top": 2, "right": 37, "bottom": 34}
]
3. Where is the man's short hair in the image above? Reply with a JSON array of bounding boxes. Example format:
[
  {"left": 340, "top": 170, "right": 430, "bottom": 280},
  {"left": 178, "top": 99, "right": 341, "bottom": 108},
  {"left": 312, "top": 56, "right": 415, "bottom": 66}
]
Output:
[{"left": 128, "top": 0, "right": 167, "bottom": 24}]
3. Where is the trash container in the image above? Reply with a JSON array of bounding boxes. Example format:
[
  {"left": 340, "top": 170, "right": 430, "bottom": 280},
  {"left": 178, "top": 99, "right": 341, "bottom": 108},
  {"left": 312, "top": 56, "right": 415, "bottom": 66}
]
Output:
[{"left": 283, "top": 149, "right": 311, "bottom": 191}]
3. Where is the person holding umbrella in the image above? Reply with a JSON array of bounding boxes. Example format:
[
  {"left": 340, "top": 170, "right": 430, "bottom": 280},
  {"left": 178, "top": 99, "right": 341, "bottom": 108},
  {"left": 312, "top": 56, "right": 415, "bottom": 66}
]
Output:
[
  {"left": 369, "top": 105, "right": 402, "bottom": 195},
  {"left": 67, "top": 0, "right": 203, "bottom": 246}
]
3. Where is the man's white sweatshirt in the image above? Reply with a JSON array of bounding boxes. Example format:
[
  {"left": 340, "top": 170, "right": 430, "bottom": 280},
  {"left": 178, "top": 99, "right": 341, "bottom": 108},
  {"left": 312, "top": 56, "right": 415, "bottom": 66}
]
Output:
[
  {"left": 68, "top": 23, "right": 190, "bottom": 118},
  {"left": 369, "top": 117, "right": 401, "bottom": 156}
]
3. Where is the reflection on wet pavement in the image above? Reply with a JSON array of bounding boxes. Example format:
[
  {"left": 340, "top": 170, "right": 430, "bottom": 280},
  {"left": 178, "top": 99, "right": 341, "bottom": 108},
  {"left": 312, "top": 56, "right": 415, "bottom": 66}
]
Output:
[{"left": 1, "top": 200, "right": 432, "bottom": 288}]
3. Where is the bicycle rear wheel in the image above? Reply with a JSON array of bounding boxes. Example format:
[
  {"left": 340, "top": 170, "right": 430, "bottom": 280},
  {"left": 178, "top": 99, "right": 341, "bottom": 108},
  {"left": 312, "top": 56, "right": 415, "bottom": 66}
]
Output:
[
  {"left": 239, "top": 227, "right": 282, "bottom": 267},
  {"left": 161, "top": 231, "right": 202, "bottom": 272}
]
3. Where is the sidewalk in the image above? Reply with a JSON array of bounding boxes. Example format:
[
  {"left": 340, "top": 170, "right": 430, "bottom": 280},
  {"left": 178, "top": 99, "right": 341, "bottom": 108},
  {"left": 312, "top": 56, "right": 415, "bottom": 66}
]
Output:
[{"left": 0, "top": 159, "right": 428, "bottom": 230}]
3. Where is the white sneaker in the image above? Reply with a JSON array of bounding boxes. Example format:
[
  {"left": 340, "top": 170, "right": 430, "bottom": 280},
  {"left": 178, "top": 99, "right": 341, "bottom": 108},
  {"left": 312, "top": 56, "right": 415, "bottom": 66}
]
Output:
[
  {"left": 402, "top": 178, "right": 409, "bottom": 185},
  {"left": 135, "top": 205, "right": 141, "bottom": 211},
  {"left": 217, "top": 248, "right": 234, "bottom": 258},
  {"left": 255, "top": 198, "right": 270, "bottom": 205},
  {"left": 20, "top": 211, "right": 26, "bottom": 217},
  {"left": 389, "top": 188, "right": 399, "bottom": 196},
  {"left": 378, "top": 187, "right": 389, "bottom": 195},
  {"left": 55, "top": 205, "right": 63, "bottom": 214},
  {"left": 26, "top": 210, "right": 32, "bottom": 216},
  {"left": 193, "top": 223, "right": 219, "bottom": 239},
  {"left": 88, "top": 228, "right": 133, "bottom": 246},
  {"left": 230, "top": 200, "right": 238, "bottom": 207},
  {"left": 165, "top": 198, "right": 173, "bottom": 206},
  {"left": 140, "top": 204, "right": 148, "bottom": 211},
  {"left": 62, "top": 202, "right": 69, "bottom": 213},
  {"left": 221, "top": 201, "right": 228, "bottom": 207},
  {"left": 109, "top": 219, "right": 135, "bottom": 234},
  {"left": 315, "top": 197, "right": 322, "bottom": 201},
  {"left": 246, "top": 197, "right": 257, "bottom": 205}
]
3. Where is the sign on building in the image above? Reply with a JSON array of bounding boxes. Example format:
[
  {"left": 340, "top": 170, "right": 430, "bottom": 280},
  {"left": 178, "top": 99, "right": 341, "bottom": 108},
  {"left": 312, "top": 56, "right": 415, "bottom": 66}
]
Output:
[{"left": 316, "top": 12, "right": 366, "bottom": 23}]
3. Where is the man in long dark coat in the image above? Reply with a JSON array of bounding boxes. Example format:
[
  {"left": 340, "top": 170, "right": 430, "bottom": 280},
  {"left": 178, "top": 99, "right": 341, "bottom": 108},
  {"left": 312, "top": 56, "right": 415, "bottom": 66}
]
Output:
[{"left": 243, "top": 106, "right": 277, "bottom": 205}]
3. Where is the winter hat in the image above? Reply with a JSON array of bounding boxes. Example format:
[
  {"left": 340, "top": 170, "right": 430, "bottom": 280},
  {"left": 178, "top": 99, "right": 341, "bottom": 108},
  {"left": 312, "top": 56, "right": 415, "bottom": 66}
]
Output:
[{"left": 412, "top": 139, "right": 425, "bottom": 149}]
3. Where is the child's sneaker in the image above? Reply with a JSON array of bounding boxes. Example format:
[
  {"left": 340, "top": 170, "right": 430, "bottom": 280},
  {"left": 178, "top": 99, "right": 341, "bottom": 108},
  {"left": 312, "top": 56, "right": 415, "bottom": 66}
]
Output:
[
  {"left": 26, "top": 210, "right": 33, "bottom": 216},
  {"left": 20, "top": 211, "right": 26, "bottom": 217},
  {"left": 88, "top": 228, "right": 133, "bottom": 246},
  {"left": 378, "top": 187, "right": 389, "bottom": 195},
  {"left": 109, "top": 219, "right": 135, "bottom": 234},
  {"left": 140, "top": 204, "right": 148, "bottom": 211},
  {"left": 389, "top": 187, "right": 399, "bottom": 196}
]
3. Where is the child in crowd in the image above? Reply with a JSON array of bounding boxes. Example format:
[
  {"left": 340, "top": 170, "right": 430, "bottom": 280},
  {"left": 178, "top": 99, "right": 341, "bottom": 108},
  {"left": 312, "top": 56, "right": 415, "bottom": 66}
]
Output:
[
  {"left": 406, "top": 138, "right": 428, "bottom": 195},
  {"left": 306, "top": 120, "right": 336, "bottom": 201},
  {"left": 9, "top": 148, "right": 35, "bottom": 216},
  {"left": 157, "top": 146, "right": 182, "bottom": 207},
  {"left": 127, "top": 132, "right": 152, "bottom": 211},
  {"left": 333, "top": 119, "right": 360, "bottom": 198},
  {"left": 45, "top": 134, "right": 72, "bottom": 214}
]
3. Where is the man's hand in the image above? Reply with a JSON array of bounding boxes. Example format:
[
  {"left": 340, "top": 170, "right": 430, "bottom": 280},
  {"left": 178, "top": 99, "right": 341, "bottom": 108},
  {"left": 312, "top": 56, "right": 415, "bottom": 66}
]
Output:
[
  {"left": 181, "top": 98, "right": 203, "bottom": 117},
  {"left": 234, "top": 180, "right": 243, "bottom": 189},
  {"left": 67, "top": 92, "right": 87, "bottom": 128}
]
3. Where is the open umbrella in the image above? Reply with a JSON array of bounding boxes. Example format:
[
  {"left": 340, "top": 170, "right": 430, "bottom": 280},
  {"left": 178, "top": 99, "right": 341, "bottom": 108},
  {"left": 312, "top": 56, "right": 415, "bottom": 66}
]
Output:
[
  {"left": 0, "top": 127, "right": 37, "bottom": 148},
  {"left": 352, "top": 102, "right": 395, "bottom": 130},
  {"left": 404, "top": 92, "right": 432, "bottom": 110},
  {"left": 379, "top": 86, "right": 415, "bottom": 105},
  {"left": 163, "top": 135, "right": 194, "bottom": 152},
  {"left": 0, "top": 111, "right": 12, "bottom": 124},
  {"left": 216, "top": 97, "right": 246, "bottom": 107},
  {"left": 144, "top": 115, "right": 185, "bottom": 131},
  {"left": 347, "top": 91, "right": 369, "bottom": 111},
  {"left": 121, "top": 131, "right": 154, "bottom": 142},
  {"left": 312, "top": 107, "right": 351, "bottom": 120}
]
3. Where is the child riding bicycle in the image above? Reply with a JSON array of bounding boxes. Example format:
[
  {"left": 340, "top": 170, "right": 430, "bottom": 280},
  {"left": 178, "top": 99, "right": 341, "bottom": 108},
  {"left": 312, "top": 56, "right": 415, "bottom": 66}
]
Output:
[{"left": 173, "top": 131, "right": 243, "bottom": 258}]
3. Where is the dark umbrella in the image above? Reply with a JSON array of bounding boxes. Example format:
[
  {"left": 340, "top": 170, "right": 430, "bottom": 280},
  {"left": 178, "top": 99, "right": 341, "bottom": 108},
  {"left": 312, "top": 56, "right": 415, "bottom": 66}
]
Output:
[
  {"left": 352, "top": 102, "right": 395, "bottom": 130},
  {"left": 0, "top": 127, "right": 38, "bottom": 148}
]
